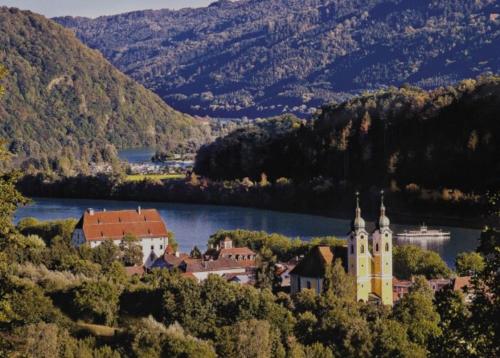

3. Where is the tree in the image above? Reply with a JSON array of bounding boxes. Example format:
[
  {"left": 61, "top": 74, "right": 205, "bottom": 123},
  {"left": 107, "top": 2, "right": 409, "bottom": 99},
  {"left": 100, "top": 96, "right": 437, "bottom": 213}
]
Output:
[
  {"left": 0, "top": 142, "right": 28, "bottom": 240},
  {"left": 259, "top": 173, "right": 270, "bottom": 187},
  {"left": 92, "top": 240, "right": 120, "bottom": 271},
  {"left": 393, "top": 245, "right": 451, "bottom": 279},
  {"left": 322, "top": 259, "right": 356, "bottom": 301},
  {"left": 455, "top": 251, "right": 485, "bottom": 275},
  {"left": 167, "top": 230, "right": 179, "bottom": 251},
  {"left": 468, "top": 228, "right": 500, "bottom": 356},
  {"left": 190, "top": 246, "right": 202, "bottom": 259},
  {"left": 215, "top": 319, "right": 274, "bottom": 358},
  {"left": 74, "top": 280, "right": 121, "bottom": 325},
  {"left": 120, "top": 234, "right": 143, "bottom": 266},
  {"left": 0, "top": 64, "right": 6, "bottom": 97},
  {"left": 372, "top": 318, "right": 426, "bottom": 358},
  {"left": 303, "top": 343, "right": 334, "bottom": 358},
  {"left": 10, "top": 323, "right": 60, "bottom": 358},
  {"left": 392, "top": 276, "right": 441, "bottom": 347},
  {"left": 255, "top": 247, "right": 277, "bottom": 289},
  {"left": 430, "top": 288, "right": 472, "bottom": 357}
]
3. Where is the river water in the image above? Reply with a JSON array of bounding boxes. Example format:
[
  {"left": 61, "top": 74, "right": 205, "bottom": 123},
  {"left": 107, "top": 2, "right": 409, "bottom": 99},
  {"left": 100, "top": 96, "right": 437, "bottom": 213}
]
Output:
[{"left": 14, "top": 197, "right": 481, "bottom": 266}]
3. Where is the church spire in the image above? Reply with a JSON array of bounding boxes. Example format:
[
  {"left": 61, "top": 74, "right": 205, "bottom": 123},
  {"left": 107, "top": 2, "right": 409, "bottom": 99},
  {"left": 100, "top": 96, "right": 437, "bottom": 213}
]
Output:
[
  {"left": 378, "top": 190, "right": 390, "bottom": 229},
  {"left": 352, "top": 191, "right": 365, "bottom": 230}
]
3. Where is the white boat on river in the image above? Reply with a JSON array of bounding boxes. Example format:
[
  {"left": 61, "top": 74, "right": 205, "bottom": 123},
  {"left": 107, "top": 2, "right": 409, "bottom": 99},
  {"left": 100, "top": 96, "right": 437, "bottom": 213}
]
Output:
[{"left": 396, "top": 224, "right": 451, "bottom": 241}]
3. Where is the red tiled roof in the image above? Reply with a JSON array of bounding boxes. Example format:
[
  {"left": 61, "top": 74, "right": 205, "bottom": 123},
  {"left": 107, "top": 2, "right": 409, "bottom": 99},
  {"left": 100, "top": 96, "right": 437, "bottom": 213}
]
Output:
[
  {"left": 165, "top": 245, "right": 175, "bottom": 255},
  {"left": 453, "top": 276, "right": 472, "bottom": 292},
  {"left": 81, "top": 209, "right": 168, "bottom": 241},
  {"left": 163, "top": 253, "right": 189, "bottom": 268}
]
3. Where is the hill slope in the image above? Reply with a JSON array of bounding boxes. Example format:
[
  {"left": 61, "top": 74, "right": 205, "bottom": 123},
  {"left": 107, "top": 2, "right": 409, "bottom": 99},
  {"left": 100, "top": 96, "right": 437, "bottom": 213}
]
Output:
[
  {"left": 56, "top": 0, "right": 500, "bottom": 118},
  {"left": 195, "top": 75, "right": 500, "bottom": 193},
  {"left": 0, "top": 7, "right": 210, "bottom": 172}
]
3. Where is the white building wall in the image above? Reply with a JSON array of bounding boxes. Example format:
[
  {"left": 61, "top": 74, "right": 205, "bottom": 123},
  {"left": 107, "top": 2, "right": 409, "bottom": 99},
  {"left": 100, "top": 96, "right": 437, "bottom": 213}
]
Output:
[
  {"left": 78, "top": 235, "right": 168, "bottom": 268},
  {"left": 191, "top": 268, "right": 247, "bottom": 282}
]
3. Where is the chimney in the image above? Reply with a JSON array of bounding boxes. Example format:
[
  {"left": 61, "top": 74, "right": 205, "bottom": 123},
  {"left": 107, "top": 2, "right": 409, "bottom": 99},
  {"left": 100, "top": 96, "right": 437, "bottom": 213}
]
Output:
[
  {"left": 137, "top": 206, "right": 141, "bottom": 214},
  {"left": 87, "top": 208, "right": 94, "bottom": 215},
  {"left": 103, "top": 208, "right": 106, "bottom": 212}
]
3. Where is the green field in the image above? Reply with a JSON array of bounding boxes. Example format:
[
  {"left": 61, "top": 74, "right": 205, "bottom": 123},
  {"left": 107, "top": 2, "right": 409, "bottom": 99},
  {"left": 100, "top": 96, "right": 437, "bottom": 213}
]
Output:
[{"left": 125, "top": 173, "right": 184, "bottom": 182}]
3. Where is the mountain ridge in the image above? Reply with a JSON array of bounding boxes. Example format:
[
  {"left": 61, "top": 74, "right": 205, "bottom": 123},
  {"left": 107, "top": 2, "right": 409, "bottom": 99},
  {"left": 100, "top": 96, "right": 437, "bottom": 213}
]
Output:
[
  {"left": 0, "top": 7, "right": 211, "bottom": 173},
  {"left": 55, "top": 0, "right": 500, "bottom": 118}
]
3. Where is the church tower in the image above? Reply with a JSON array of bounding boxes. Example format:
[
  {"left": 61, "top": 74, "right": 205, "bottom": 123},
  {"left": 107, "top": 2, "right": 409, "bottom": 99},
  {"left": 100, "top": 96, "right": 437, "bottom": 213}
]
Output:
[
  {"left": 371, "top": 190, "right": 393, "bottom": 305},
  {"left": 348, "top": 192, "right": 371, "bottom": 302}
]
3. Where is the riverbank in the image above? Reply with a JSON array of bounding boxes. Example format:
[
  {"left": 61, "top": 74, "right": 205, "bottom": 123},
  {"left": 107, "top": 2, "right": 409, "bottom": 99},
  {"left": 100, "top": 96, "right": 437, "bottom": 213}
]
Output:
[
  {"left": 17, "top": 174, "right": 495, "bottom": 231},
  {"left": 15, "top": 197, "right": 481, "bottom": 267}
]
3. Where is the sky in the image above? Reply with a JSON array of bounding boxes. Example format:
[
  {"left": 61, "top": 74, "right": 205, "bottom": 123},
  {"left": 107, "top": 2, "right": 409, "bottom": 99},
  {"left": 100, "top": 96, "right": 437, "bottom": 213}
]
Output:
[{"left": 0, "top": 0, "right": 215, "bottom": 18}]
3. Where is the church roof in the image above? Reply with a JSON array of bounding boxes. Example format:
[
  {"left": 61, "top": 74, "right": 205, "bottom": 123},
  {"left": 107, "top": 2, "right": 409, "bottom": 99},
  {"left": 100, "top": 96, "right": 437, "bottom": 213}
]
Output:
[{"left": 290, "top": 245, "right": 347, "bottom": 278}]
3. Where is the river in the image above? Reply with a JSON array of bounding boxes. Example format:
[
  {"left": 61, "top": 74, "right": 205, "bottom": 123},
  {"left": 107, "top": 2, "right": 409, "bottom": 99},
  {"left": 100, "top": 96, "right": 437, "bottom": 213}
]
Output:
[{"left": 14, "top": 197, "right": 481, "bottom": 266}]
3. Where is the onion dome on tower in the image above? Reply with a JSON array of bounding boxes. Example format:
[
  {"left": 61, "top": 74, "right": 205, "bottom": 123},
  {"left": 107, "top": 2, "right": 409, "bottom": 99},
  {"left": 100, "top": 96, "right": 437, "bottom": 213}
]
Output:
[
  {"left": 351, "top": 191, "right": 366, "bottom": 231},
  {"left": 377, "top": 190, "right": 390, "bottom": 229}
]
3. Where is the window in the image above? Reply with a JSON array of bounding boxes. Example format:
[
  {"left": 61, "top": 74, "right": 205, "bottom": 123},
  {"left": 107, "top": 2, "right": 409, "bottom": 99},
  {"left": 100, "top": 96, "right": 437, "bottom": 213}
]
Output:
[
  {"left": 361, "top": 245, "right": 365, "bottom": 253},
  {"left": 375, "top": 243, "right": 379, "bottom": 251},
  {"left": 385, "top": 243, "right": 389, "bottom": 252},
  {"left": 350, "top": 245, "right": 354, "bottom": 254},
  {"left": 306, "top": 281, "right": 311, "bottom": 289},
  {"left": 160, "top": 245, "right": 163, "bottom": 250},
  {"left": 151, "top": 245, "right": 154, "bottom": 250}
]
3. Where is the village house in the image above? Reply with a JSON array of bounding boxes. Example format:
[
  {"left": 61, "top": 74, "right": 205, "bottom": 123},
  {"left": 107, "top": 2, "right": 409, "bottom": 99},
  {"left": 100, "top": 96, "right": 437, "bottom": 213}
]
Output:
[
  {"left": 290, "top": 246, "right": 347, "bottom": 294},
  {"left": 393, "top": 276, "right": 474, "bottom": 303},
  {"left": 152, "top": 238, "right": 257, "bottom": 283},
  {"left": 275, "top": 257, "right": 300, "bottom": 289},
  {"left": 72, "top": 207, "right": 169, "bottom": 268}
]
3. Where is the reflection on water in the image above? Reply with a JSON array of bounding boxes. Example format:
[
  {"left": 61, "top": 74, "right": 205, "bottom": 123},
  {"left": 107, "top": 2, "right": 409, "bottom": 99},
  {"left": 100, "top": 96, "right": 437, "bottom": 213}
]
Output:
[
  {"left": 14, "top": 198, "right": 481, "bottom": 266},
  {"left": 395, "top": 237, "right": 448, "bottom": 251}
]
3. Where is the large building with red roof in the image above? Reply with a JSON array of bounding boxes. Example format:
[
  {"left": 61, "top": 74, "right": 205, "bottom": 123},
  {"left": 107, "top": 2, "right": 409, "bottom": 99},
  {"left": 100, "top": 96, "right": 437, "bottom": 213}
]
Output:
[{"left": 72, "top": 207, "right": 169, "bottom": 267}]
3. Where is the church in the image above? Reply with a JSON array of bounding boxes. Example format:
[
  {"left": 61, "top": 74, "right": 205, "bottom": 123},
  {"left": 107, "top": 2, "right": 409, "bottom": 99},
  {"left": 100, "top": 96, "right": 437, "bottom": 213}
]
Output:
[{"left": 290, "top": 191, "right": 393, "bottom": 306}]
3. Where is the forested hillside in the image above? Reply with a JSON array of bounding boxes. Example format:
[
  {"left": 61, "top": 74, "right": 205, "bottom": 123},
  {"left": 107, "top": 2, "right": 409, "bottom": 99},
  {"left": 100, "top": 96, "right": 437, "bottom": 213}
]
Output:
[
  {"left": 56, "top": 0, "right": 500, "bottom": 117},
  {"left": 0, "top": 8, "right": 211, "bottom": 173},
  {"left": 195, "top": 75, "right": 500, "bottom": 194}
]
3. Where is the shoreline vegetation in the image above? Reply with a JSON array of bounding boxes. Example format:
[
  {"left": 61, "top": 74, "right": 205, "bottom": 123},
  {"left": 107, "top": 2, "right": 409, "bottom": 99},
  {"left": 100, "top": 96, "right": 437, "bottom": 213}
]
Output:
[{"left": 17, "top": 173, "right": 494, "bottom": 230}]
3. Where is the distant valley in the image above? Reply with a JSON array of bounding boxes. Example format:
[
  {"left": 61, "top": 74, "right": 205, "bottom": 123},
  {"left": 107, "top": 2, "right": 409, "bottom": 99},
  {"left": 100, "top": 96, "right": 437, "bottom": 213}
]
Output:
[
  {"left": 0, "top": 7, "right": 211, "bottom": 173},
  {"left": 56, "top": 0, "right": 500, "bottom": 118}
]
